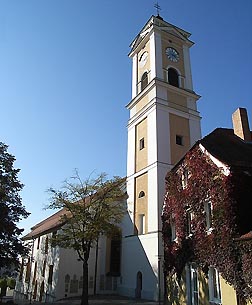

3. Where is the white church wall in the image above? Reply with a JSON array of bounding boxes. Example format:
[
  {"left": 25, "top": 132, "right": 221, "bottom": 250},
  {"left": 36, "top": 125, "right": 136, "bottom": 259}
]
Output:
[
  {"left": 119, "top": 232, "right": 159, "bottom": 300},
  {"left": 15, "top": 230, "right": 121, "bottom": 303},
  {"left": 189, "top": 111, "right": 202, "bottom": 144},
  {"left": 56, "top": 235, "right": 114, "bottom": 299},
  {"left": 14, "top": 232, "right": 61, "bottom": 303},
  {"left": 150, "top": 31, "right": 163, "bottom": 80},
  {"left": 56, "top": 247, "right": 83, "bottom": 300},
  {"left": 132, "top": 54, "right": 138, "bottom": 99},
  {"left": 125, "top": 180, "right": 135, "bottom": 234}
]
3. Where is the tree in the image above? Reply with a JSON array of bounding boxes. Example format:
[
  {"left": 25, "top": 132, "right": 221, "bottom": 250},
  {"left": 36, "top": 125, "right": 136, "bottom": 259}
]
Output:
[
  {"left": 0, "top": 142, "right": 29, "bottom": 271},
  {"left": 0, "top": 277, "right": 7, "bottom": 297},
  {"left": 47, "top": 172, "right": 126, "bottom": 305},
  {"left": 0, "top": 277, "right": 16, "bottom": 297}
]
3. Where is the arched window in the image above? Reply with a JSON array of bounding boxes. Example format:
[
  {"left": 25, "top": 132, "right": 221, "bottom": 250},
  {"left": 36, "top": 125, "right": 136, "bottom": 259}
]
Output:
[
  {"left": 138, "top": 191, "right": 145, "bottom": 198},
  {"left": 65, "top": 274, "right": 70, "bottom": 283},
  {"left": 65, "top": 274, "right": 70, "bottom": 295},
  {"left": 168, "top": 68, "right": 179, "bottom": 87},
  {"left": 141, "top": 72, "right": 148, "bottom": 91},
  {"left": 110, "top": 235, "right": 122, "bottom": 275}
]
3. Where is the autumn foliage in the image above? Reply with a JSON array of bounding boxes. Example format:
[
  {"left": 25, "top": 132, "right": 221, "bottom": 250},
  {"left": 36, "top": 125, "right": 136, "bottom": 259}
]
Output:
[{"left": 162, "top": 147, "right": 252, "bottom": 300}]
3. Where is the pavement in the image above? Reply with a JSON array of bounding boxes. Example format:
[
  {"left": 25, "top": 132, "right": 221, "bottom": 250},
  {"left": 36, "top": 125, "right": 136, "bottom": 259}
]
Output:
[
  {"left": 11, "top": 295, "right": 161, "bottom": 305},
  {"left": 54, "top": 295, "right": 159, "bottom": 305}
]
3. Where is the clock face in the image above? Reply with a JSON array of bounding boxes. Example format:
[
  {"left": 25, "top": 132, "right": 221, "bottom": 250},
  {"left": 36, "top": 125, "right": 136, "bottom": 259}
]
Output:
[
  {"left": 166, "top": 47, "right": 179, "bottom": 62},
  {"left": 139, "top": 51, "right": 148, "bottom": 68}
]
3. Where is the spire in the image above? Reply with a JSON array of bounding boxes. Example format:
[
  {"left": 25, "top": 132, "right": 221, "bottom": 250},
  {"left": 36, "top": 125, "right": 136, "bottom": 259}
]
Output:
[{"left": 154, "top": 2, "right": 161, "bottom": 16}]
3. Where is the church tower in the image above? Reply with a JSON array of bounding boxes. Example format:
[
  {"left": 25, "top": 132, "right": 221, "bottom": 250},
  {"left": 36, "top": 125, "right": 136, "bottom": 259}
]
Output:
[{"left": 119, "top": 14, "right": 201, "bottom": 301}]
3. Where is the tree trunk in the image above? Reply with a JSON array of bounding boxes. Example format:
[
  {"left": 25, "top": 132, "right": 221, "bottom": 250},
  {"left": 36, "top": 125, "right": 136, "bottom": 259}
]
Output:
[
  {"left": 0, "top": 284, "right": 7, "bottom": 297},
  {"left": 93, "top": 238, "right": 99, "bottom": 295},
  {"left": 81, "top": 259, "right": 89, "bottom": 305}
]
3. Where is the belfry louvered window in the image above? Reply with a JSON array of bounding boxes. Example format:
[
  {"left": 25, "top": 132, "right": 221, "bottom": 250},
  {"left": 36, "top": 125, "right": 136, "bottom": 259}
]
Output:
[{"left": 168, "top": 68, "right": 179, "bottom": 87}]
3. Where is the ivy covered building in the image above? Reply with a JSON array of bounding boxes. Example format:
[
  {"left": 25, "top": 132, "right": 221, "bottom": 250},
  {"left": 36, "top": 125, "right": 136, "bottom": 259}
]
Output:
[{"left": 162, "top": 108, "right": 252, "bottom": 305}]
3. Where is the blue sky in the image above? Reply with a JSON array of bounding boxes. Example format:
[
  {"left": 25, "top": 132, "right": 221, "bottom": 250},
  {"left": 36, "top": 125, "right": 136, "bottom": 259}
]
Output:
[{"left": 0, "top": 0, "right": 251, "bottom": 234}]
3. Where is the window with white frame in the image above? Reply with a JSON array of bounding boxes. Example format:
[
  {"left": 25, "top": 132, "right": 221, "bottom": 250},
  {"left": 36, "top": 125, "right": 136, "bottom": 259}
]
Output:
[
  {"left": 204, "top": 200, "right": 213, "bottom": 231},
  {"left": 208, "top": 267, "right": 221, "bottom": 304},
  {"left": 187, "top": 263, "right": 199, "bottom": 305},
  {"left": 181, "top": 168, "right": 189, "bottom": 189},
  {"left": 186, "top": 210, "right": 194, "bottom": 236},
  {"left": 170, "top": 217, "right": 176, "bottom": 241},
  {"left": 138, "top": 214, "right": 145, "bottom": 235}
]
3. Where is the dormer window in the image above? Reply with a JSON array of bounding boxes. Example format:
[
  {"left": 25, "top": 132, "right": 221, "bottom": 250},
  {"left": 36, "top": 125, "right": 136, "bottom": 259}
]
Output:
[
  {"left": 141, "top": 72, "right": 148, "bottom": 91},
  {"left": 168, "top": 68, "right": 179, "bottom": 87}
]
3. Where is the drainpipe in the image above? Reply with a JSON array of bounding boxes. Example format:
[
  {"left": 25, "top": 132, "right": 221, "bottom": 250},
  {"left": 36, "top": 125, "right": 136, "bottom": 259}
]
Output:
[{"left": 158, "top": 255, "right": 161, "bottom": 305}]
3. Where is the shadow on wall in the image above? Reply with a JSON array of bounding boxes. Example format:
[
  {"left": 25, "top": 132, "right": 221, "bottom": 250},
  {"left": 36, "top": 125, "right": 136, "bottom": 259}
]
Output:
[{"left": 118, "top": 210, "right": 162, "bottom": 301}]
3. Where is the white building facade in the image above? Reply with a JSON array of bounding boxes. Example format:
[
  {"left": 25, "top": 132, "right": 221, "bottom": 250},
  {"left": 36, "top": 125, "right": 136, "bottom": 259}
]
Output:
[{"left": 15, "top": 210, "right": 122, "bottom": 302}]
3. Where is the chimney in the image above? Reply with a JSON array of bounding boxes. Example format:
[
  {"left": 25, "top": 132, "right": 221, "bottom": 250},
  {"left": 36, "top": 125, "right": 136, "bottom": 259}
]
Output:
[{"left": 232, "top": 108, "right": 251, "bottom": 141}]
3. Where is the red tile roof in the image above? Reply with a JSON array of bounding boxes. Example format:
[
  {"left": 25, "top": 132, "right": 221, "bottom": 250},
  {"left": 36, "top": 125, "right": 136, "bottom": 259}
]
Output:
[
  {"left": 22, "top": 182, "right": 127, "bottom": 241},
  {"left": 23, "top": 208, "right": 68, "bottom": 240}
]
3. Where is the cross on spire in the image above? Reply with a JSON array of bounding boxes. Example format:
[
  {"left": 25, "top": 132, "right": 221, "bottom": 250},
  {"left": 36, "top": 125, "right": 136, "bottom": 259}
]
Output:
[{"left": 154, "top": 2, "right": 161, "bottom": 16}]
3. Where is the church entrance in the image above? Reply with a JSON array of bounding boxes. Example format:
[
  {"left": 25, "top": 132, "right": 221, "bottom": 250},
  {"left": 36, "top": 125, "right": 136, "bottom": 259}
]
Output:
[{"left": 135, "top": 271, "right": 142, "bottom": 299}]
